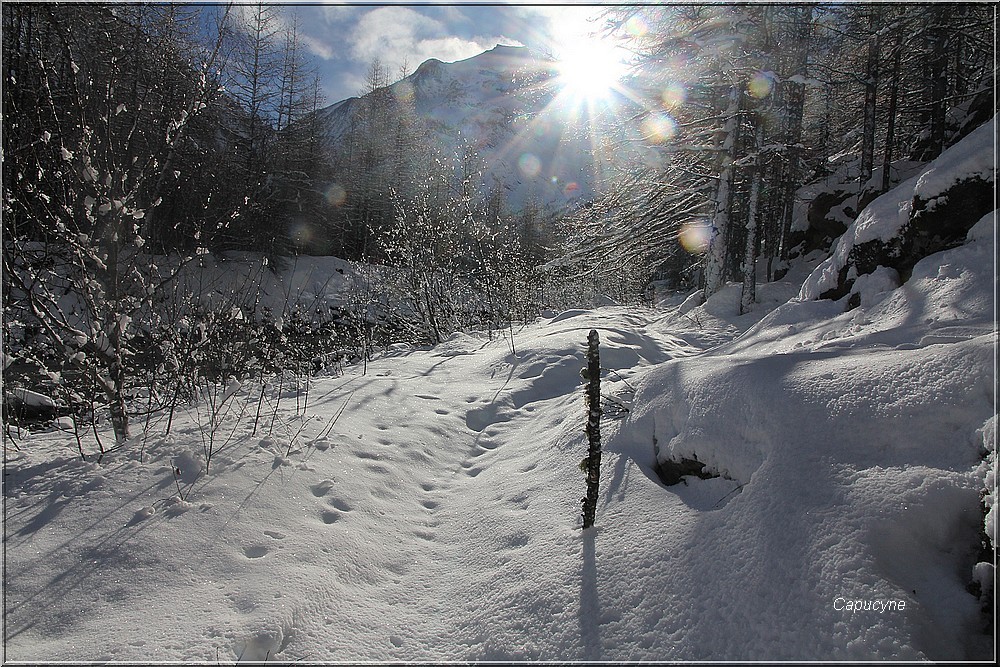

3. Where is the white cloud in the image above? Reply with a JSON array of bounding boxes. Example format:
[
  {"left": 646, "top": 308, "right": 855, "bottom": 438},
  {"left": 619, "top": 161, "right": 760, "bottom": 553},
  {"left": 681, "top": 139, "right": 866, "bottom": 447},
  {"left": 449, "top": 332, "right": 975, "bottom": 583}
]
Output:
[
  {"left": 410, "top": 36, "right": 494, "bottom": 65},
  {"left": 351, "top": 7, "right": 439, "bottom": 66},
  {"left": 300, "top": 32, "right": 335, "bottom": 60},
  {"left": 349, "top": 7, "right": 516, "bottom": 74}
]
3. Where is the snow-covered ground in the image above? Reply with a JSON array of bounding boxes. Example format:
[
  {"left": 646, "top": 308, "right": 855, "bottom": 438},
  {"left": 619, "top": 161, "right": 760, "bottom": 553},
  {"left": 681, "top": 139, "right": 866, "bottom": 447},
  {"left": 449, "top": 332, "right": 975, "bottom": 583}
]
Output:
[
  {"left": 4, "top": 220, "right": 994, "bottom": 661},
  {"left": 3, "top": 132, "right": 996, "bottom": 661}
]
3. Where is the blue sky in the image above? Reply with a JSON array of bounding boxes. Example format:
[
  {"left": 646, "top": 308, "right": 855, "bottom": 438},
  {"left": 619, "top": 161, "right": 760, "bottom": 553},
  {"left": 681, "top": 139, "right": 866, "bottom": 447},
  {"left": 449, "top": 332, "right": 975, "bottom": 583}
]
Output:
[{"left": 241, "top": 1, "right": 613, "bottom": 106}]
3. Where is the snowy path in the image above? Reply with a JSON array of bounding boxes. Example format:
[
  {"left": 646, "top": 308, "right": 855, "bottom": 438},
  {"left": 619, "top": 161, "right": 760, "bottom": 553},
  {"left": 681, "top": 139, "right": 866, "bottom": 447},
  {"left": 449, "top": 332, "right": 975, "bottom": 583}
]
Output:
[
  {"left": 272, "top": 309, "right": 697, "bottom": 661},
  {"left": 5, "top": 251, "right": 994, "bottom": 661}
]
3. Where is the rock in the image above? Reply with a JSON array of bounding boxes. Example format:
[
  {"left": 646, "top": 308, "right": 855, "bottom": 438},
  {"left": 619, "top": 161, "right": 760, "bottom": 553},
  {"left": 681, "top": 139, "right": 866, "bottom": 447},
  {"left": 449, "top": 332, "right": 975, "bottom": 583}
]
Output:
[{"left": 655, "top": 456, "right": 719, "bottom": 487}]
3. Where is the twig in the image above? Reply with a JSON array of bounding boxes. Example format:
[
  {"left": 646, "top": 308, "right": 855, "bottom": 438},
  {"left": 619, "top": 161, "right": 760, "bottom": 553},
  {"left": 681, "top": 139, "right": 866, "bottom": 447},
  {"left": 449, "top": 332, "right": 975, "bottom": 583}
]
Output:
[
  {"left": 712, "top": 482, "right": 747, "bottom": 509},
  {"left": 604, "top": 367, "right": 636, "bottom": 393},
  {"left": 317, "top": 392, "right": 353, "bottom": 442}
]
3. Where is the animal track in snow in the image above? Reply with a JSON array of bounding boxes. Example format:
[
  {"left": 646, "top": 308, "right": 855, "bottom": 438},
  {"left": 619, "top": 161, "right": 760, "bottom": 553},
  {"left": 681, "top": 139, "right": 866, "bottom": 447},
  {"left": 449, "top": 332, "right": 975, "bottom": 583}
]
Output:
[
  {"left": 310, "top": 480, "right": 335, "bottom": 497},
  {"left": 319, "top": 510, "right": 341, "bottom": 524},
  {"left": 233, "top": 622, "right": 290, "bottom": 662},
  {"left": 506, "top": 532, "right": 530, "bottom": 549},
  {"left": 327, "top": 497, "right": 353, "bottom": 512},
  {"left": 243, "top": 545, "right": 269, "bottom": 559},
  {"left": 263, "top": 530, "right": 285, "bottom": 540}
]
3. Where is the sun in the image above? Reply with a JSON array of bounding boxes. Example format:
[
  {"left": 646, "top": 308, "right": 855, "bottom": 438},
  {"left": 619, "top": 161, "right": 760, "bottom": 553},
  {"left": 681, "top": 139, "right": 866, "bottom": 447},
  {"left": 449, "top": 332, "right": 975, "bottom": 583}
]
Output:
[
  {"left": 543, "top": 6, "right": 628, "bottom": 105},
  {"left": 556, "top": 38, "right": 626, "bottom": 102}
]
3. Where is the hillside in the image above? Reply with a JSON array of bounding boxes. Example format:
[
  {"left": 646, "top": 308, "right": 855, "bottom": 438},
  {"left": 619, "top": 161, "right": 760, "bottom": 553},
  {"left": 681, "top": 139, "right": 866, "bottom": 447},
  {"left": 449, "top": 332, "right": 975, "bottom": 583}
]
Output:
[{"left": 314, "top": 44, "right": 626, "bottom": 214}]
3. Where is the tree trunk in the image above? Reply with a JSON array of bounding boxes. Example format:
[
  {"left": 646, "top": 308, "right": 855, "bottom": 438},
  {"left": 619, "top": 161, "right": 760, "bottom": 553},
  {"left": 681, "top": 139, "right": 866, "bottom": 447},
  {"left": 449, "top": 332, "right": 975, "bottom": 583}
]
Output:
[
  {"left": 741, "top": 120, "right": 764, "bottom": 315},
  {"left": 881, "top": 35, "right": 902, "bottom": 194},
  {"left": 581, "top": 330, "right": 602, "bottom": 530},
  {"left": 859, "top": 8, "right": 881, "bottom": 201},
  {"left": 777, "top": 3, "right": 812, "bottom": 263},
  {"left": 704, "top": 84, "right": 741, "bottom": 299},
  {"left": 926, "top": 6, "right": 948, "bottom": 158}
]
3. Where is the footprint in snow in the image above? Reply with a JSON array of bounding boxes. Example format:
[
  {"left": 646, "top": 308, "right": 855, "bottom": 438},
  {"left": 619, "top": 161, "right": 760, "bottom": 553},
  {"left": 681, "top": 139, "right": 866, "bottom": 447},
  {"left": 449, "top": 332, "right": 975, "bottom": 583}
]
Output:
[
  {"left": 505, "top": 532, "right": 530, "bottom": 549},
  {"left": 243, "top": 545, "right": 269, "bottom": 559},
  {"left": 263, "top": 530, "right": 285, "bottom": 540},
  {"left": 310, "top": 480, "right": 335, "bottom": 497},
  {"left": 320, "top": 510, "right": 341, "bottom": 524},
  {"left": 327, "top": 497, "right": 353, "bottom": 512}
]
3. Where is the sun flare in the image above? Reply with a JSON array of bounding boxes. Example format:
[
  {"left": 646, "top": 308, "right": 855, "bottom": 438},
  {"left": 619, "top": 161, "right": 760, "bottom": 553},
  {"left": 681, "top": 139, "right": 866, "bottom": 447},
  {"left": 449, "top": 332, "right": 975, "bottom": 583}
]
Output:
[{"left": 554, "top": 36, "right": 627, "bottom": 102}]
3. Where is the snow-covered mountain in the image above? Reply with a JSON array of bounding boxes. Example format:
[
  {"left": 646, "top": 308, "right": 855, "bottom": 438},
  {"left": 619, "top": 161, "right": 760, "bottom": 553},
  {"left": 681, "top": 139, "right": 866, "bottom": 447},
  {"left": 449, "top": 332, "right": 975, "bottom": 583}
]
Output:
[{"left": 315, "top": 45, "right": 625, "bottom": 213}]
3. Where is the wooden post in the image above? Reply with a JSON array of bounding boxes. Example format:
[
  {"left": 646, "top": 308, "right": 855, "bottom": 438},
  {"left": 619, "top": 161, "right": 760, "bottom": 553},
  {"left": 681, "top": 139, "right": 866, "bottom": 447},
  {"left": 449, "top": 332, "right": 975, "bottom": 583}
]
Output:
[{"left": 582, "top": 329, "right": 602, "bottom": 529}]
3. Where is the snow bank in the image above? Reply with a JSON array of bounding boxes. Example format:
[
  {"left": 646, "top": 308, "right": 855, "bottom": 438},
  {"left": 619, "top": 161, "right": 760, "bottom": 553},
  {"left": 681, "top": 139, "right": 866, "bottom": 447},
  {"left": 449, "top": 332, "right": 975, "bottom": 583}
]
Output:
[
  {"left": 799, "top": 114, "right": 996, "bottom": 301},
  {"left": 167, "top": 252, "right": 366, "bottom": 317},
  {"left": 618, "top": 133, "right": 996, "bottom": 658}
]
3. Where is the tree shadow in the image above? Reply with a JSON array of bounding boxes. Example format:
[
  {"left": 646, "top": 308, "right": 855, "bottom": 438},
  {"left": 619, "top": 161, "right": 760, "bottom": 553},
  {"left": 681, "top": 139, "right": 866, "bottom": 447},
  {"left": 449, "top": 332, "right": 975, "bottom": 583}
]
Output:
[{"left": 579, "top": 529, "right": 602, "bottom": 661}]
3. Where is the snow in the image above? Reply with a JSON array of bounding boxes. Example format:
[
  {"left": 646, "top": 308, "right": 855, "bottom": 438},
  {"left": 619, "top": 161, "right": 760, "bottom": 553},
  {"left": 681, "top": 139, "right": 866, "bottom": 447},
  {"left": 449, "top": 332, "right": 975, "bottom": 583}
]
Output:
[
  {"left": 981, "top": 415, "right": 998, "bottom": 549},
  {"left": 798, "top": 115, "right": 997, "bottom": 301},
  {"left": 7, "top": 388, "right": 56, "bottom": 410},
  {"left": 913, "top": 114, "right": 997, "bottom": 201},
  {"left": 318, "top": 43, "right": 635, "bottom": 215},
  {"left": 4, "top": 127, "right": 996, "bottom": 661}
]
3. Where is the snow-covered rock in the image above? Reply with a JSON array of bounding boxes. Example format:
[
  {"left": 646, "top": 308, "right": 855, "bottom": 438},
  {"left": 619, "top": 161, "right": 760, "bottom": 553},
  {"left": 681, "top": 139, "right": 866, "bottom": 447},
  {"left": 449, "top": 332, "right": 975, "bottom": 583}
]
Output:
[{"left": 799, "top": 115, "right": 996, "bottom": 303}]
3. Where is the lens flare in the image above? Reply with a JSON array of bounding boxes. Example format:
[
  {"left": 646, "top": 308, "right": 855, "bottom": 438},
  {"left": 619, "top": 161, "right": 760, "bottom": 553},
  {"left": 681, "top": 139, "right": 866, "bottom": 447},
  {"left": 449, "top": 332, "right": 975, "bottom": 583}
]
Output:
[
  {"left": 289, "top": 220, "right": 313, "bottom": 246},
  {"left": 393, "top": 81, "right": 415, "bottom": 103},
  {"left": 563, "top": 181, "right": 580, "bottom": 197},
  {"left": 661, "top": 83, "right": 686, "bottom": 109},
  {"left": 624, "top": 15, "right": 648, "bottom": 38},
  {"left": 518, "top": 153, "right": 542, "bottom": 178},
  {"left": 748, "top": 72, "right": 774, "bottom": 99},
  {"left": 642, "top": 113, "right": 677, "bottom": 143},
  {"left": 679, "top": 221, "right": 713, "bottom": 255},
  {"left": 533, "top": 120, "right": 551, "bottom": 139},
  {"left": 324, "top": 183, "right": 346, "bottom": 206}
]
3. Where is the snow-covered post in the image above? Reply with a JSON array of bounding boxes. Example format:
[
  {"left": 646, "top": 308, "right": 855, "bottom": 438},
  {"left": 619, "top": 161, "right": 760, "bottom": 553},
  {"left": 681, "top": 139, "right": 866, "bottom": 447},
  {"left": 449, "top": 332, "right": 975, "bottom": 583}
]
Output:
[{"left": 581, "top": 329, "right": 602, "bottom": 529}]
